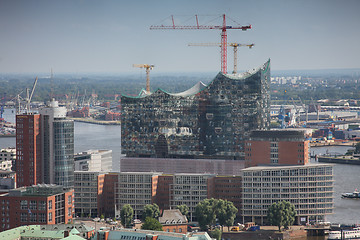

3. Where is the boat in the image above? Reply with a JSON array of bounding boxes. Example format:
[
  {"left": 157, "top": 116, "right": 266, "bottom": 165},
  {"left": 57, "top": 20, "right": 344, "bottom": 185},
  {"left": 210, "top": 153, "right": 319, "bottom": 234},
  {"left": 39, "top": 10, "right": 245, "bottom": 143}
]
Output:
[
  {"left": 342, "top": 190, "right": 360, "bottom": 199},
  {"left": 328, "top": 227, "right": 360, "bottom": 239}
]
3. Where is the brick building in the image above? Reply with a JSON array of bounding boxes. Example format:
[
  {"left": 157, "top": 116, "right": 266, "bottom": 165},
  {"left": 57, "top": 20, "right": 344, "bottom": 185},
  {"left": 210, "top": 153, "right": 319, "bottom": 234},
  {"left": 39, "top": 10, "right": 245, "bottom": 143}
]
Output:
[
  {"left": 245, "top": 129, "right": 310, "bottom": 167},
  {"left": 0, "top": 184, "right": 74, "bottom": 231}
]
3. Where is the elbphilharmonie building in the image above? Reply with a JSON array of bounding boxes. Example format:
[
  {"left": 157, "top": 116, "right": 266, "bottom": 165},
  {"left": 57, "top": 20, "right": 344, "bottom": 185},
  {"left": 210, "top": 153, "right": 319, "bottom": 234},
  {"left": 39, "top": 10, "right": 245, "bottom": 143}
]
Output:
[{"left": 121, "top": 59, "right": 270, "bottom": 160}]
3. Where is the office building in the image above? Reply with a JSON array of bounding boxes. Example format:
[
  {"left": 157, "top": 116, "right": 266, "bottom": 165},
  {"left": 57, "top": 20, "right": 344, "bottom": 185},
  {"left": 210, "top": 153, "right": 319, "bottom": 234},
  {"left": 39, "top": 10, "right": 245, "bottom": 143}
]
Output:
[
  {"left": 0, "top": 184, "right": 74, "bottom": 231},
  {"left": 74, "top": 149, "right": 112, "bottom": 172},
  {"left": 241, "top": 164, "right": 334, "bottom": 225},
  {"left": 114, "top": 172, "right": 160, "bottom": 219},
  {"left": 121, "top": 60, "right": 270, "bottom": 160},
  {"left": 16, "top": 99, "right": 75, "bottom": 188},
  {"left": 16, "top": 114, "right": 42, "bottom": 187},
  {"left": 39, "top": 99, "right": 74, "bottom": 187},
  {"left": 170, "top": 173, "right": 215, "bottom": 222},
  {"left": 74, "top": 171, "right": 105, "bottom": 218}
]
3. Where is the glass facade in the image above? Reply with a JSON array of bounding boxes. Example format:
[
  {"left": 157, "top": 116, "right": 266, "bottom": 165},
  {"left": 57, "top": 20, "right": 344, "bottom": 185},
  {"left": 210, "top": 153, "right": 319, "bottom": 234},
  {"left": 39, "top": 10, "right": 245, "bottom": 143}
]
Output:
[
  {"left": 53, "top": 120, "right": 74, "bottom": 188},
  {"left": 121, "top": 60, "right": 270, "bottom": 159}
]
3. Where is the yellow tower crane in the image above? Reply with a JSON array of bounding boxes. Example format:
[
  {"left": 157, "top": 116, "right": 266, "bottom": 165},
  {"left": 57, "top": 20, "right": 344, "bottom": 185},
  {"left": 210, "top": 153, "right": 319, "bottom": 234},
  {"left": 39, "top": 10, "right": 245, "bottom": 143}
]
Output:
[
  {"left": 133, "top": 64, "right": 155, "bottom": 93},
  {"left": 188, "top": 43, "right": 254, "bottom": 74}
]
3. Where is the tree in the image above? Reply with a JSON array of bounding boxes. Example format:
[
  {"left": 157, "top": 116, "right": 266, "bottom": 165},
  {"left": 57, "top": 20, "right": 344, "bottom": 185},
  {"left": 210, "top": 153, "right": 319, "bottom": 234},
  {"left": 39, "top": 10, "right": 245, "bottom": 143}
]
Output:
[
  {"left": 176, "top": 204, "right": 189, "bottom": 218},
  {"left": 195, "top": 198, "right": 217, "bottom": 231},
  {"left": 120, "top": 204, "right": 134, "bottom": 228},
  {"left": 208, "top": 228, "right": 222, "bottom": 240},
  {"left": 267, "top": 201, "right": 296, "bottom": 231},
  {"left": 215, "top": 199, "right": 238, "bottom": 231},
  {"left": 141, "top": 217, "right": 163, "bottom": 231},
  {"left": 142, "top": 204, "right": 160, "bottom": 220}
]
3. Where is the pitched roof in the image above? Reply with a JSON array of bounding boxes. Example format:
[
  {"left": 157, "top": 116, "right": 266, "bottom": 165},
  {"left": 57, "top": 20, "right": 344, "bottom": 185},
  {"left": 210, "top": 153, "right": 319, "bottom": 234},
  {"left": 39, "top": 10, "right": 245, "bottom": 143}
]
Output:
[{"left": 159, "top": 209, "right": 188, "bottom": 224}]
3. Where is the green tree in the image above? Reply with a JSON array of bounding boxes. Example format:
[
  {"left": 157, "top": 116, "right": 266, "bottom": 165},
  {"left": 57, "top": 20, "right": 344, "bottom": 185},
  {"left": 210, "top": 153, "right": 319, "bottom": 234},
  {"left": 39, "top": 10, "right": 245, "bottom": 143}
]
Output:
[
  {"left": 141, "top": 217, "right": 163, "bottom": 231},
  {"left": 142, "top": 204, "right": 160, "bottom": 220},
  {"left": 120, "top": 204, "right": 134, "bottom": 228},
  {"left": 215, "top": 199, "right": 238, "bottom": 231},
  {"left": 208, "top": 229, "right": 222, "bottom": 240},
  {"left": 195, "top": 198, "right": 217, "bottom": 231},
  {"left": 176, "top": 204, "right": 189, "bottom": 218},
  {"left": 267, "top": 201, "right": 296, "bottom": 231}
]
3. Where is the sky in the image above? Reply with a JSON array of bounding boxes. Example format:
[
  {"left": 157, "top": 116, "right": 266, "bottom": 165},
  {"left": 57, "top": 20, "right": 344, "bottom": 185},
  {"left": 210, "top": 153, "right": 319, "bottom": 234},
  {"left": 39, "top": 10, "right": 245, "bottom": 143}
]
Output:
[{"left": 0, "top": 0, "right": 359, "bottom": 74}]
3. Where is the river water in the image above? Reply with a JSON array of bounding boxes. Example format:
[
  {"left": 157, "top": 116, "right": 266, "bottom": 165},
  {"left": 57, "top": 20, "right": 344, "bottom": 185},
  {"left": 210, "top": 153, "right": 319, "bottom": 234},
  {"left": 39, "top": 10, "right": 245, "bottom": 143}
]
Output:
[{"left": 0, "top": 108, "right": 359, "bottom": 228}]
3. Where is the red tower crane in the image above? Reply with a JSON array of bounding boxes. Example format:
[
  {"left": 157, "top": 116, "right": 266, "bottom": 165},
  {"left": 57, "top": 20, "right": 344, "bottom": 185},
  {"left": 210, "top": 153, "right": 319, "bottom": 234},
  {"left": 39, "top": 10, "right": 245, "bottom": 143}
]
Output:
[{"left": 150, "top": 14, "right": 251, "bottom": 74}]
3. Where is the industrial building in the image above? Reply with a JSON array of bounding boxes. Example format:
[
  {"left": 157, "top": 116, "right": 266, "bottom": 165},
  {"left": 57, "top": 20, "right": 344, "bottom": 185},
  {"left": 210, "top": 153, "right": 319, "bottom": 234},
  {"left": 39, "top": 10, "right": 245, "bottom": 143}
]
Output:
[{"left": 121, "top": 60, "right": 270, "bottom": 160}]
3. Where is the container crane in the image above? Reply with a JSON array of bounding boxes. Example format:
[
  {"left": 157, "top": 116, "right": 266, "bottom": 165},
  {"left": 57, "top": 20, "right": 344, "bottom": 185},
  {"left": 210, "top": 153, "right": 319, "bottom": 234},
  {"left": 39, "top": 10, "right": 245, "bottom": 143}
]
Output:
[
  {"left": 133, "top": 64, "right": 154, "bottom": 93},
  {"left": 188, "top": 43, "right": 254, "bottom": 74},
  {"left": 150, "top": 14, "right": 251, "bottom": 74}
]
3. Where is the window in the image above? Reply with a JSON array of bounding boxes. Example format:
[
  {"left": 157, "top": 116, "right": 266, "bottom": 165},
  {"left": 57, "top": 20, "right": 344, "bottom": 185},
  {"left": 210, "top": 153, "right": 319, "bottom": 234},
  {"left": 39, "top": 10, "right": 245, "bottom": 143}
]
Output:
[
  {"left": 29, "top": 201, "right": 37, "bottom": 210},
  {"left": 20, "top": 200, "right": 28, "bottom": 210},
  {"left": 68, "top": 207, "right": 72, "bottom": 217},
  {"left": 39, "top": 201, "right": 46, "bottom": 210},
  {"left": 68, "top": 195, "right": 72, "bottom": 205},
  {"left": 48, "top": 212, "right": 52, "bottom": 222},
  {"left": 48, "top": 200, "right": 52, "bottom": 210},
  {"left": 21, "top": 212, "right": 27, "bottom": 222}
]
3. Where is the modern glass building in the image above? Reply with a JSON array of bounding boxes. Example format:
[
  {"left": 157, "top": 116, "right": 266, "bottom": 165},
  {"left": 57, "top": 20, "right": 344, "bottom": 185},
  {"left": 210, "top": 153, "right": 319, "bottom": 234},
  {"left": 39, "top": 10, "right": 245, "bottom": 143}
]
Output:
[
  {"left": 40, "top": 99, "right": 75, "bottom": 188},
  {"left": 121, "top": 60, "right": 270, "bottom": 160}
]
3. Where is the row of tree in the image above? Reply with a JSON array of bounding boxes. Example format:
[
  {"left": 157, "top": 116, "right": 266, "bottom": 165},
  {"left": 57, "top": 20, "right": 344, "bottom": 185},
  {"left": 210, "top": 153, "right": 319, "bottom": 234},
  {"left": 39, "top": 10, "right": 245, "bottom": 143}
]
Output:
[{"left": 119, "top": 199, "right": 296, "bottom": 232}]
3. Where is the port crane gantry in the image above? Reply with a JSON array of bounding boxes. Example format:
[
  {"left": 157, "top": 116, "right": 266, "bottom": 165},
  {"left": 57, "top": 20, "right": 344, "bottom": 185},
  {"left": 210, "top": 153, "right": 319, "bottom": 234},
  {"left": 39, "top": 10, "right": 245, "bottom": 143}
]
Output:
[
  {"left": 188, "top": 43, "right": 254, "bottom": 74},
  {"left": 133, "top": 64, "right": 155, "bottom": 93},
  {"left": 150, "top": 14, "right": 251, "bottom": 74}
]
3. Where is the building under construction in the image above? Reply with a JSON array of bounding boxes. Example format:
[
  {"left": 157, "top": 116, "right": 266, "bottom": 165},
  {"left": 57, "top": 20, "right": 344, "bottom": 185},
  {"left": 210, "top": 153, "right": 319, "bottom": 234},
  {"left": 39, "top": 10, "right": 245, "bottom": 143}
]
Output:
[{"left": 121, "top": 60, "right": 270, "bottom": 160}]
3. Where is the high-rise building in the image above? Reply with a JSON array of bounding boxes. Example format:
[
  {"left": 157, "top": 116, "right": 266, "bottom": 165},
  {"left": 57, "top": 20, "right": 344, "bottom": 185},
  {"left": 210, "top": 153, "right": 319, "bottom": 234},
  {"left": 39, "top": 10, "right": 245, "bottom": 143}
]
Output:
[
  {"left": 16, "top": 114, "right": 42, "bottom": 187},
  {"left": 16, "top": 99, "right": 74, "bottom": 188},
  {"left": 121, "top": 60, "right": 270, "bottom": 160},
  {"left": 39, "top": 99, "right": 74, "bottom": 188}
]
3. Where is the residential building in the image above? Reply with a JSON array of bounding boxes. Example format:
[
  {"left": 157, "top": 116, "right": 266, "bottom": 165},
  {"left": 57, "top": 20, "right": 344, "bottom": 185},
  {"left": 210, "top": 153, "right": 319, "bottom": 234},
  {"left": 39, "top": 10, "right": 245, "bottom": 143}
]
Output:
[
  {"left": 159, "top": 209, "right": 188, "bottom": 233},
  {"left": 121, "top": 60, "right": 270, "bottom": 160},
  {"left": 245, "top": 129, "right": 310, "bottom": 167},
  {"left": 74, "top": 171, "right": 105, "bottom": 218},
  {"left": 74, "top": 149, "right": 112, "bottom": 172},
  {"left": 241, "top": 164, "right": 334, "bottom": 225},
  {"left": 114, "top": 172, "right": 161, "bottom": 219},
  {"left": 170, "top": 173, "right": 215, "bottom": 222},
  {"left": 16, "top": 114, "right": 42, "bottom": 187},
  {"left": 0, "top": 184, "right": 74, "bottom": 231}
]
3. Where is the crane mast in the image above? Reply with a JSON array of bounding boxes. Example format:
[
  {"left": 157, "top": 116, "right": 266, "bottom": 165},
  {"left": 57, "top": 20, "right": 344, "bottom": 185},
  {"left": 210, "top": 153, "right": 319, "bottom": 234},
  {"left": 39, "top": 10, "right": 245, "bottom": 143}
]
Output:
[
  {"left": 150, "top": 14, "right": 251, "bottom": 74},
  {"left": 188, "top": 43, "right": 254, "bottom": 74},
  {"left": 133, "top": 64, "right": 155, "bottom": 93}
]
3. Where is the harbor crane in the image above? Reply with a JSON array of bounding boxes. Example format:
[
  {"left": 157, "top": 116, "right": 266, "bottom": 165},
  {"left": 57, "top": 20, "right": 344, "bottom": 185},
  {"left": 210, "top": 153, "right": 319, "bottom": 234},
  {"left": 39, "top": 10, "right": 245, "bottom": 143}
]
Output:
[
  {"left": 133, "top": 64, "right": 154, "bottom": 93},
  {"left": 188, "top": 43, "right": 254, "bottom": 74},
  {"left": 150, "top": 14, "right": 251, "bottom": 74}
]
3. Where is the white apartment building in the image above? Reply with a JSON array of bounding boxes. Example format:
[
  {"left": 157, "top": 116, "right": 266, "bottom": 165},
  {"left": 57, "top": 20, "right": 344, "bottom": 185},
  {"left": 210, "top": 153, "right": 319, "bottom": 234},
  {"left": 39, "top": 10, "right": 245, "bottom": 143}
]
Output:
[
  {"left": 114, "top": 172, "right": 161, "bottom": 219},
  {"left": 241, "top": 163, "right": 334, "bottom": 225},
  {"left": 170, "top": 173, "right": 215, "bottom": 222}
]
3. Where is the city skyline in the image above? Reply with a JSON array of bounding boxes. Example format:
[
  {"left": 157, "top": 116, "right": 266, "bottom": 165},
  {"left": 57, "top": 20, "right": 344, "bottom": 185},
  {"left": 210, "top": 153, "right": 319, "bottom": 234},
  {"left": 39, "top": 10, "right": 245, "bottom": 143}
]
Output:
[{"left": 0, "top": 0, "right": 359, "bottom": 74}]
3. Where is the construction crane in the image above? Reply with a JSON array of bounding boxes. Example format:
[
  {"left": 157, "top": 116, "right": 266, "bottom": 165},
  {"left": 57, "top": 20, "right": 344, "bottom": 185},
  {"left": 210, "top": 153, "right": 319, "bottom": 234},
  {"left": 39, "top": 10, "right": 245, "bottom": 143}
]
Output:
[
  {"left": 133, "top": 64, "right": 154, "bottom": 93},
  {"left": 188, "top": 43, "right": 254, "bottom": 74},
  {"left": 150, "top": 14, "right": 251, "bottom": 74},
  {"left": 25, "top": 77, "right": 38, "bottom": 113}
]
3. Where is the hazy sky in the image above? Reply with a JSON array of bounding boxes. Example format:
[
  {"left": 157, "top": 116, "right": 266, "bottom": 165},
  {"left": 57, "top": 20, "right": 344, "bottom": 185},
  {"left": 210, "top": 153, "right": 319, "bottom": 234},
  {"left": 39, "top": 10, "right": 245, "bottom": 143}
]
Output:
[{"left": 0, "top": 0, "right": 359, "bottom": 74}]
